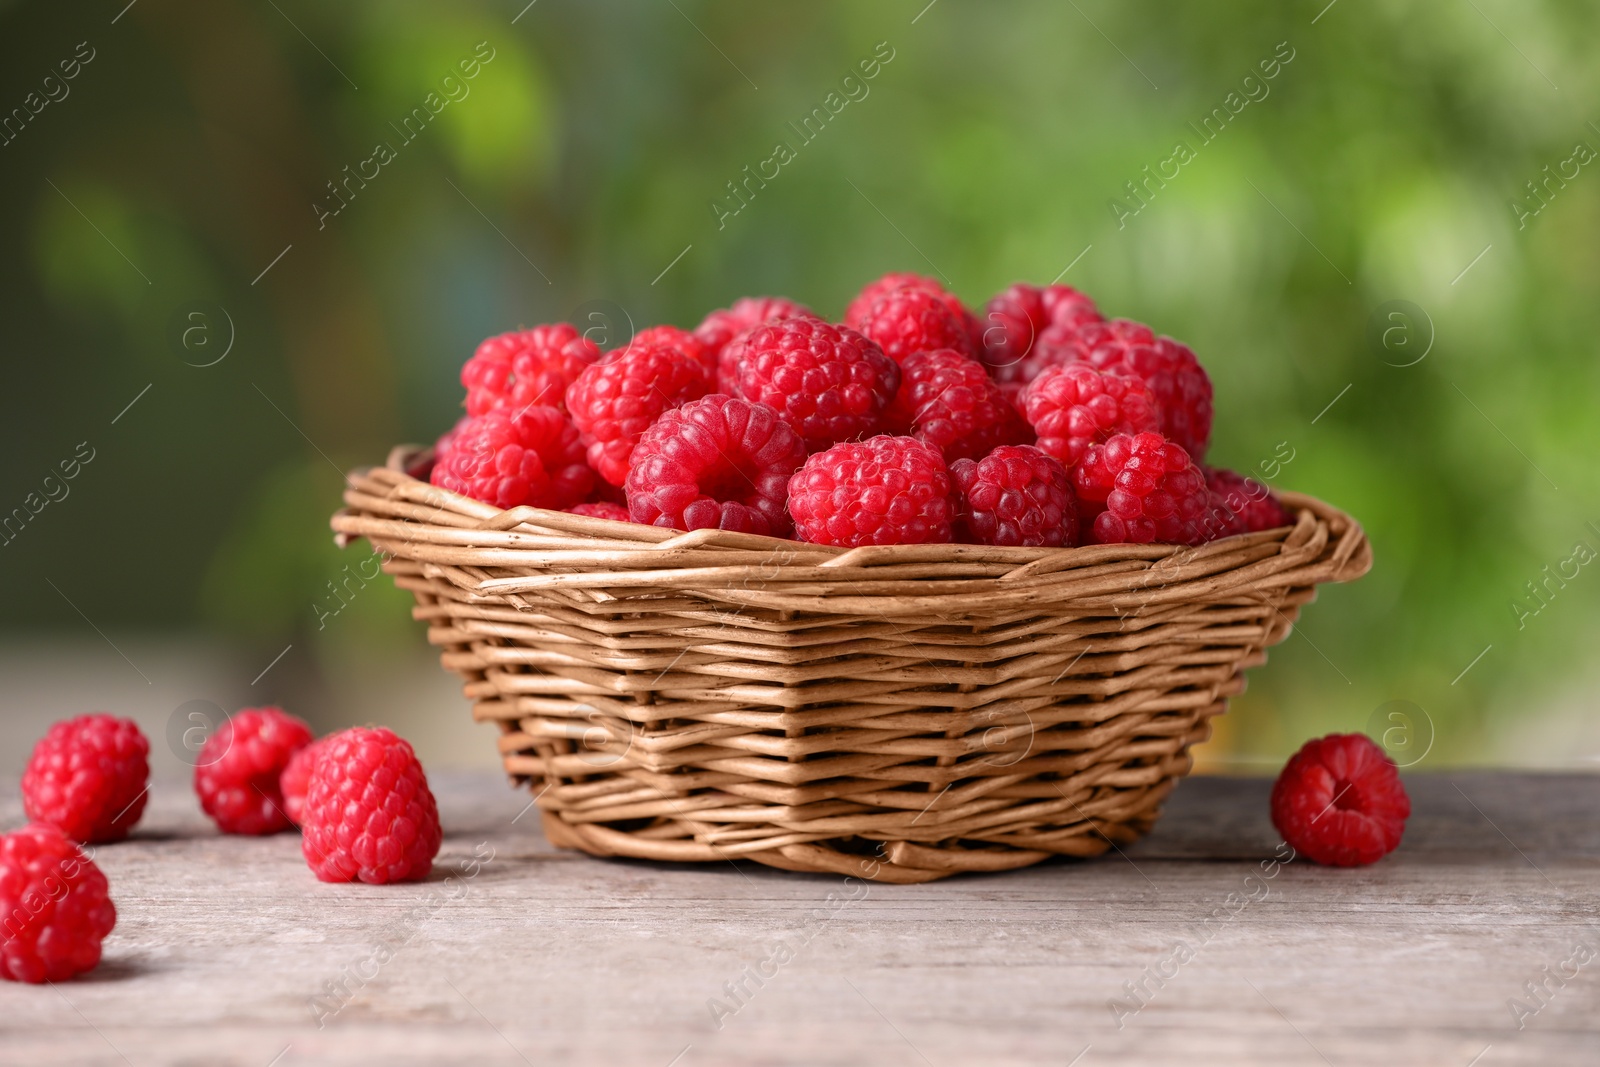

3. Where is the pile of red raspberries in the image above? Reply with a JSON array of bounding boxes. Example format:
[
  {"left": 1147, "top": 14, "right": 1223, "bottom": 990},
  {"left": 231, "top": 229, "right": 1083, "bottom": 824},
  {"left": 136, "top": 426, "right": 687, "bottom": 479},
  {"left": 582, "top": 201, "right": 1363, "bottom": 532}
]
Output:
[{"left": 430, "top": 274, "right": 1293, "bottom": 549}]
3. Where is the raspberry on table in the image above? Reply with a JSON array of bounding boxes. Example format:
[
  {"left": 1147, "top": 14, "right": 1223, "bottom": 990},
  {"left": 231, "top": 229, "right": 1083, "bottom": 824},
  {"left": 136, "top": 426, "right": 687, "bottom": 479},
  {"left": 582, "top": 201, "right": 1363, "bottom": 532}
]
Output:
[
  {"left": 21, "top": 714, "right": 149, "bottom": 844},
  {"left": 626, "top": 395, "right": 807, "bottom": 536},
  {"left": 567, "top": 501, "right": 631, "bottom": 522},
  {"left": 280, "top": 736, "right": 331, "bottom": 828},
  {"left": 300, "top": 727, "right": 442, "bottom": 885},
  {"left": 730, "top": 318, "right": 900, "bottom": 451},
  {"left": 981, "top": 282, "right": 1101, "bottom": 378},
  {"left": 693, "top": 295, "right": 815, "bottom": 373},
  {"left": 1022, "top": 363, "right": 1161, "bottom": 470},
  {"left": 615, "top": 325, "right": 717, "bottom": 380},
  {"left": 1073, "top": 431, "right": 1210, "bottom": 545},
  {"left": 1271, "top": 733, "right": 1410, "bottom": 867},
  {"left": 844, "top": 273, "right": 983, "bottom": 355},
  {"left": 0, "top": 825, "right": 116, "bottom": 983},
  {"left": 1204, "top": 467, "right": 1295, "bottom": 540},
  {"left": 461, "top": 324, "right": 599, "bottom": 417},
  {"left": 431, "top": 405, "right": 594, "bottom": 511},
  {"left": 882, "top": 348, "right": 1032, "bottom": 462},
  {"left": 1063, "top": 318, "right": 1213, "bottom": 460},
  {"left": 851, "top": 285, "right": 978, "bottom": 364},
  {"left": 951, "top": 445, "right": 1077, "bottom": 547},
  {"left": 566, "top": 342, "right": 711, "bottom": 486},
  {"left": 788, "top": 435, "right": 954, "bottom": 547},
  {"left": 194, "top": 707, "right": 314, "bottom": 835}
]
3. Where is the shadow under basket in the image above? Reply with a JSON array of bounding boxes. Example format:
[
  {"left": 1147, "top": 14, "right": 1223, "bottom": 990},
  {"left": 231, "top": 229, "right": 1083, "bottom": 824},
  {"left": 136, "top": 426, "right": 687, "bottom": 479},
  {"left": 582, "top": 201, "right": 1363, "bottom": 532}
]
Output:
[{"left": 333, "top": 447, "right": 1371, "bottom": 884}]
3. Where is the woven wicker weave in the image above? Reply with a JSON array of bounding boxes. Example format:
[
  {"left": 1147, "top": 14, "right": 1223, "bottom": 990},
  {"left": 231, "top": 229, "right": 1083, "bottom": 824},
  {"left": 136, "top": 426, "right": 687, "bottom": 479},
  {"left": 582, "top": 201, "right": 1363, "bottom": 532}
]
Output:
[{"left": 332, "top": 446, "right": 1370, "bottom": 883}]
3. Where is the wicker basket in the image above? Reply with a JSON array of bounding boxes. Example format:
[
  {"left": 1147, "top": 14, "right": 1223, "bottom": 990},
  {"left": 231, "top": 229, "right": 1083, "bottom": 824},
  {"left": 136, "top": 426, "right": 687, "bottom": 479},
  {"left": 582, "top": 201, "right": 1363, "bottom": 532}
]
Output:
[{"left": 332, "top": 446, "right": 1370, "bottom": 883}]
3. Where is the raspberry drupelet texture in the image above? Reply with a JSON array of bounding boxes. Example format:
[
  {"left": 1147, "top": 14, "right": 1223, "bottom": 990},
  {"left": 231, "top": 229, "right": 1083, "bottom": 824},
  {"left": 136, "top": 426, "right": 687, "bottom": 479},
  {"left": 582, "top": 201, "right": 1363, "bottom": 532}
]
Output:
[
  {"left": 0, "top": 825, "right": 116, "bottom": 983},
  {"left": 981, "top": 282, "right": 1101, "bottom": 378},
  {"left": 567, "top": 501, "right": 631, "bottom": 522},
  {"left": 850, "top": 285, "right": 978, "bottom": 364},
  {"left": 616, "top": 325, "right": 717, "bottom": 380},
  {"left": 460, "top": 324, "right": 599, "bottom": 417},
  {"left": 279, "top": 736, "right": 330, "bottom": 828},
  {"left": 788, "top": 436, "right": 954, "bottom": 547},
  {"left": 566, "top": 342, "right": 711, "bottom": 486},
  {"left": 21, "top": 714, "right": 149, "bottom": 844},
  {"left": 430, "top": 405, "right": 594, "bottom": 511},
  {"left": 693, "top": 295, "right": 815, "bottom": 372},
  {"left": 300, "top": 727, "right": 442, "bottom": 885},
  {"left": 1063, "top": 318, "right": 1213, "bottom": 460},
  {"left": 951, "top": 445, "right": 1077, "bottom": 547},
  {"left": 626, "top": 395, "right": 807, "bottom": 536},
  {"left": 1271, "top": 733, "right": 1410, "bottom": 867},
  {"left": 1021, "top": 363, "right": 1161, "bottom": 470},
  {"left": 194, "top": 707, "right": 314, "bottom": 835},
  {"left": 1073, "top": 431, "right": 1210, "bottom": 545},
  {"left": 882, "top": 348, "right": 1032, "bottom": 462},
  {"left": 844, "top": 273, "right": 984, "bottom": 355},
  {"left": 1204, "top": 467, "right": 1294, "bottom": 539},
  {"left": 730, "top": 318, "right": 901, "bottom": 451}
]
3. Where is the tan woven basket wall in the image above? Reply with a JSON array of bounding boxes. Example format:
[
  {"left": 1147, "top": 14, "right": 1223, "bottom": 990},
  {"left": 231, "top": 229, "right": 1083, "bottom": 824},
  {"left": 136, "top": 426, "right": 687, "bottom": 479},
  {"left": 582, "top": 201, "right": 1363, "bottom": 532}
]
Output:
[{"left": 333, "top": 447, "right": 1371, "bottom": 883}]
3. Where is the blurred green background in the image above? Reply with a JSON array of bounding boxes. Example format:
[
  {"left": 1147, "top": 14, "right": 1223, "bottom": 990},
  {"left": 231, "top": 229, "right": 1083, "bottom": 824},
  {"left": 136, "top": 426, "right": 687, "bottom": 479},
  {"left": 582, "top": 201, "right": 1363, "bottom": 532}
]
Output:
[{"left": 2, "top": 0, "right": 1597, "bottom": 773}]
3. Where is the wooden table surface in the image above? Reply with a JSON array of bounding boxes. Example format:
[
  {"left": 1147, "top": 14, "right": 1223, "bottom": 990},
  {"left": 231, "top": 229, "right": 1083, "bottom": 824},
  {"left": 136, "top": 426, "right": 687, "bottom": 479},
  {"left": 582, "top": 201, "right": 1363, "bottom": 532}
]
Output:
[{"left": 1, "top": 771, "right": 1595, "bottom": 1067}]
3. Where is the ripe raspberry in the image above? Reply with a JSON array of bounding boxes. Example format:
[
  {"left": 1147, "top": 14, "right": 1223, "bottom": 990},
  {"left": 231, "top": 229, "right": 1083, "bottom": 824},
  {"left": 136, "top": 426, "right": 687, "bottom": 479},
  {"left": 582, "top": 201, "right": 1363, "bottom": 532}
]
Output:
[
  {"left": 882, "top": 348, "right": 1032, "bottom": 462},
  {"left": 844, "top": 273, "right": 984, "bottom": 354},
  {"left": 430, "top": 405, "right": 593, "bottom": 510},
  {"left": 567, "top": 501, "right": 631, "bottom": 522},
  {"left": 1073, "top": 431, "right": 1210, "bottom": 545},
  {"left": 194, "top": 707, "right": 314, "bottom": 835},
  {"left": 616, "top": 325, "right": 716, "bottom": 380},
  {"left": 1021, "top": 363, "right": 1161, "bottom": 470},
  {"left": 280, "top": 736, "right": 330, "bottom": 828},
  {"left": 461, "top": 324, "right": 599, "bottom": 417},
  {"left": 566, "top": 342, "right": 711, "bottom": 485},
  {"left": 434, "top": 414, "right": 471, "bottom": 461},
  {"left": 730, "top": 319, "right": 900, "bottom": 451},
  {"left": 981, "top": 282, "right": 1101, "bottom": 377},
  {"left": 21, "top": 714, "right": 149, "bottom": 844},
  {"left": 1204, "top": 467, "right": 1295, "bottom": 540},
  {"left": 1064, "top": 319, "right": 1213, "bottom": 460},
  {"left": 300, "top": 727, "right": 442, "bottom": 885},
  {"left": 693, "top": 296, "right": 815, "bottom": 369},
  {"left": 1271, "top": 733, "right": 1410, "bottom": 867},
  {"left": 851, "top": 285, "right": 977, "bottom": 364},
  {"left": 625, "top": 395, "right": 806, "bottom": 535},
  {"left": 951, "top": 445, "right": 1077, "bottom": 547},
  {"left": 788, "top": 436, "right": 954, "bottom": 547},
  {"left": 0, "top": 826, "right": 116, "bottom": 983}
]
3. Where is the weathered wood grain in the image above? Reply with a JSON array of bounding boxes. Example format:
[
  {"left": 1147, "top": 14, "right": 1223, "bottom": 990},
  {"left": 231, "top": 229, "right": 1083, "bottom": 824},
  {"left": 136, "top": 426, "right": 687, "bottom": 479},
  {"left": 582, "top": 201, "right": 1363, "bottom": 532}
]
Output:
[{"left": 0, "top": 773, "right": 1595, "bottom": 1066}]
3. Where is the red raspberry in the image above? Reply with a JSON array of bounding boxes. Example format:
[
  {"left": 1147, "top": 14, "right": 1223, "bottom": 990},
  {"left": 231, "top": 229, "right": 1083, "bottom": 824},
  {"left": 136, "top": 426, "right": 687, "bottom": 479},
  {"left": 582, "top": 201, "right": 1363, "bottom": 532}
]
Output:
[
  {"left": 851, "top": 286, "right": 977, "bottom": 364},
  {"left": 730, "top": 319, "right": 900, "bottom": 451},
  {"left": 21, "top": 714, "right": 149, "bottom": 844},
  {"left": 1064, "top": 319, "right": 1213, "bottom": 460},
  {"left": 567, "top": 501, "right": 631, "bottom": 522},
  {"left": 981, "top": 282, "right": 1101, "bottom": 377},
  {"left": 1073, "top": 431, "right": 1209, "bottom": 545},
  {"left": 300, "top": 727, "right": 442, "bottom": 885},
  {"left": 1271, "top": 733, "right": 1410, "bottom": 867},
  {"left": 882, "top": 348, "right": 1032, "bottom": 462},
  {"left": 434, "top": 414, "right": 471, "bottom": 462},
  {"left": 430, "top": 405, "right": 593, "bottom": 510},
  {"left": 615, "top": 325, "right": 716, "bottom": 380},
  {"left": 625, "top": 395, "right": 807, "bottom": 536},
  {"left": 461, "top": 324, "right": 599, "bottom": 417},
  {"left": 788, "top": 436, "right": 954, "bottom": 547},
  {"left": 566, "top": 342, "right": 711, "bottom": 485},
  {"left": 1021, "top": 363, "right": 1161, "bottom": 470},
  {"left": 0, "top": 826, "right": 116, "bottom": 983},
  {"left": 280, "top": 736, "right": 331, "bottom": 828},
  {"left": 844, "top": 273, "right": 983, "bottom": 354},
  {"left": 194, "top": 707, "right": 314, "bottom": 835},
  {"left": 693, "top": 296, "right": 815, "bottom": 370},
  {"left": 1204, "top": 467, "right": 1295, "bottom": 539},
  {"left": 951, "top": 445, "right": 1077, "bottom": 547}
]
